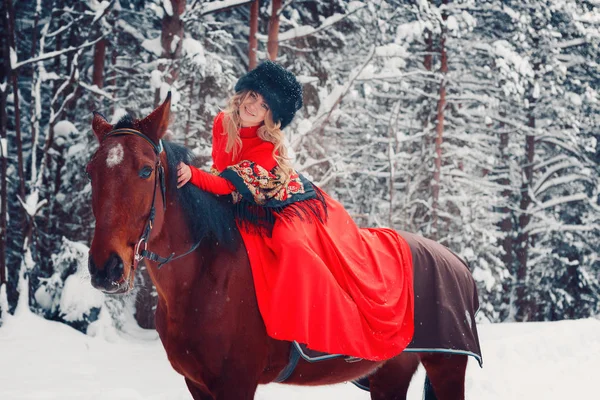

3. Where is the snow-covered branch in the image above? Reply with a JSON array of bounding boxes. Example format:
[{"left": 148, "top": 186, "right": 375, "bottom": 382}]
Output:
[
  {"left": 13, "top": 35, "right": 107, "bottom": 70},
  {"left": 257, "top": 4, "right": 367, "bottom": 43},
  {"left": 79, "top": 81, "right": 115, "bottom": 100},
  {"left": 530, "top": 193, "right": 589, "bottom": 214},
  {"left": 314, "top": 45, "right": 376, "bottom": 133},
  {"left": 188, "top": 0, "right": 253, "bottom": 16}
]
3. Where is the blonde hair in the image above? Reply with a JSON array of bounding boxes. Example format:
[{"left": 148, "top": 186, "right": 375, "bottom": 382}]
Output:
[{"left": 222, "top": 91, "right": 294, "bottom": 178}]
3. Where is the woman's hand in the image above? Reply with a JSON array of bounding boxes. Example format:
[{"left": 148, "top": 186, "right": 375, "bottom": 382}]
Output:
[{"left": 177, "top": 162, "right": 192, "bottom": 188}]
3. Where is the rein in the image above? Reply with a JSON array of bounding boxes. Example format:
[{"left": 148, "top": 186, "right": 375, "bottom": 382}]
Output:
[{"left": 103, "top": 128, "right": 201, "bottom": 269}]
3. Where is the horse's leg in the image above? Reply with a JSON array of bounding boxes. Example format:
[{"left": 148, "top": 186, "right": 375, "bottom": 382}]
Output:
[
  {"left": 368, "top": 352, "right": 421, "bottom": 400},
  {"left": 419, "top": 353, "right": 468, "bottom": 400},
  {"left": 212, "top": 377, "right": 259, "bottom": 400},
  {"left": 185, "top": 378, "right": 214, "bottom": 400}
]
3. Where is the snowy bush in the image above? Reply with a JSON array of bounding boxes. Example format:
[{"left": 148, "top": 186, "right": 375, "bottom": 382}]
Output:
[{"left": 34, "top": 238, "right": 104, "bottom": 332}]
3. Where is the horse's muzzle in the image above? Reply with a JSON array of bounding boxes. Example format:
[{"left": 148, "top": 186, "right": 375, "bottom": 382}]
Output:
[{"left": 88, "top": 252, "right": 130, "bottom": 294}]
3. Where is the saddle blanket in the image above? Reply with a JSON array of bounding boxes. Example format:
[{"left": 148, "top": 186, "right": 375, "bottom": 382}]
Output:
[{"left": 275, "top": 231, "right": 483, "bottom": 389}]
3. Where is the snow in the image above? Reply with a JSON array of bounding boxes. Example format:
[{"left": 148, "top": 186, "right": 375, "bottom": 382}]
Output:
[
  {"left": 317, "top": 84, "right": 344, "bottom": 117},
  {"left": 347, "top": 1, "right": 365, "bottom": 12},
  {"left": 89, "top": 1, "right": 111, "bottom": 24},
  {"left": 111, "top": 108, "right": 129, "bottom": 124},
  {"left": 492, "top": 40, "right": 534, "bottom": 77},
  {"left": 171, "top": 35, "right": 180, "bottom": 53},
  {"left": 565, "top": 92, "right": 583, "bottom": 106},
  {"left": 116, "top": 20, "right": 146, "bottom": 42},
  {"left": 150, "top": 69, "right": 163, "bottom": 90},
  {"left": 182, "top": 37, "right": 206, "bottom": 65},
  {"left": 277, "top": 25, "right": 315, "bottom": 42},
  {"left": 20, "top": 190, "right": 47, "bottom": 218},
  {"left": 0, "top": 284, "right": 7, "bottom": 314},
  {"left": 502, "top": 5, "right": 520, "bottom": 21},
  {"left": 10, "top": 47, "right": 17, "bottom": 69},
  {"left": 54, "top": 120, "right": 78, "bottom": 137},
  {"left": 472, "top": 266, "right": 496, "bottom": 292},
  {"left": 375, "top": 43, "right": 409, "bottom": 58},
  {"left": 67, "top": 143, "right": 87, "bottom": 158},
  {"left": 162, "top": 0, "right": 173, "bottom": 17},
  {"left": 446, "top": 15, "right": 459, "bottom": 32},
  {"left": 80, "top": 82, "right": 114, "bottom": 100},
  {"left": 0, "top": 138, "right": 6, "bottom": 158},
  {"left": 201, "top": 0, "right": 257, "bottom": 15},
  {"left": 296, "top": 119, "right": 313, "bottom": 137},
  {"left": 396, "top": 21, "right": 425, "bottom": 43},
  {"left": 0, "top": 314, "right": 598, "bottom": 399},
  {"left": 150, "top": 2, "right": 164, "bottom": 19},
  {"left": 258, "top": 7, "right": 367, "bottom": 43},
  {"left": 159, "top": 83, "right": 180, "bottom": 107},
  {"left": 142, "top": 36, "right": 163, "bottom": 57},
  {"left": 60, "top": 270, "right": 105, "bottom": 323},
  {"left": 532, "top": 82, "right": 540, "bottom": 99}
]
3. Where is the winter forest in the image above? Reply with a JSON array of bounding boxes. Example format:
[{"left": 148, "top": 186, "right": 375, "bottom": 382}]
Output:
[{"left": 0, "top": 0, "right": 598, "bottom": 337}]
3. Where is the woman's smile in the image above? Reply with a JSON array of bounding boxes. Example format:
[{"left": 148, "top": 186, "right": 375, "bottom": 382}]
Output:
[{"left": 239, "top": 91, "right": 269, "bottom": 127}]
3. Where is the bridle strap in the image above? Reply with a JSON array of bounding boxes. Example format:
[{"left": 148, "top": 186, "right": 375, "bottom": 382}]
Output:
[
  {"left": 140, "top": 241, "right": 202, "bottom": 268},
  {"left": 104, "top": 128, "right": 164, "bottom": 155},
  {"left": 103, "top": 127, "right": 200, "bottom": 270}
]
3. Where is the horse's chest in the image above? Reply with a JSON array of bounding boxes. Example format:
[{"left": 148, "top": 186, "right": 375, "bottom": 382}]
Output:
[{"left": 155, "top": 310, "right": 228, "bottom": 380}]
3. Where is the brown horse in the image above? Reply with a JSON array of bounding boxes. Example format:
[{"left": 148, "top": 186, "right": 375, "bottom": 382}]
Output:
[{"left": 87, "top": 94, "right": 480, "bottom": 400}]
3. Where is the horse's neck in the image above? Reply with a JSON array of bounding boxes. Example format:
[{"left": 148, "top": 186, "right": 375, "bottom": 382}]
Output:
[{"left": 145, "top": 198, "right": 215, "bottom": 311}]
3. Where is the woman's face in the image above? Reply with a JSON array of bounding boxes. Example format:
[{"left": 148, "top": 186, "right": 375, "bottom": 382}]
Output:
[{"left": 239, "top": 91, "right": 270, "bottom": 127}]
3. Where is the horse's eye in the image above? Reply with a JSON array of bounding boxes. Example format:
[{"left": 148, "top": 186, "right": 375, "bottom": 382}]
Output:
[{"left": 139, "top": 166, "right": 153, "bottom": 179}]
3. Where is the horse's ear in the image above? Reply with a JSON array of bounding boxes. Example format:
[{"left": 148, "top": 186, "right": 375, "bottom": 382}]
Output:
[
  {"left": 92, "top": 112, "right": 113, "bottom": 142},
  {"left": 137, "top": 92, "right": 171, "bottom": 143}
]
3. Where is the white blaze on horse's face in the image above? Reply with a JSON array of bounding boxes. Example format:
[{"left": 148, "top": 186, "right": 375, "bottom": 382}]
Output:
[{"left": 106, "top": 143, "right": 124, "bottom": 168}]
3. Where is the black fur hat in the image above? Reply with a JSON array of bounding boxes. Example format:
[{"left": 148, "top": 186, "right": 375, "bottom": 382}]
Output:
[{"left": 234, "top": 61, "right": 303, "bottom": 129}]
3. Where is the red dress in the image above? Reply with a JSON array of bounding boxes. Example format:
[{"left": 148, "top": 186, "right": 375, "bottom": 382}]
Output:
[{"left": 189, "top": 112, "right": 414, "bottom": 361}]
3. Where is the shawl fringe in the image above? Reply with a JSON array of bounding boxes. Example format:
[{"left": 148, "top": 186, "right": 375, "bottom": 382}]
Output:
[{"left": 235, "top": 186, "right": 328, "bottom": 237}]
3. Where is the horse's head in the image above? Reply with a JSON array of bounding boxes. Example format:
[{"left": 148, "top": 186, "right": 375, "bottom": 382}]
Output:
[{"left": 87, "top": 94, "right": 171, "bottom": 294}]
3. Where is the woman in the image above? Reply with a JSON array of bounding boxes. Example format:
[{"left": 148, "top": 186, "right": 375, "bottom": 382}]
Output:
[{"left": 176, "top": 61, "right": 414, "bottom": 361}]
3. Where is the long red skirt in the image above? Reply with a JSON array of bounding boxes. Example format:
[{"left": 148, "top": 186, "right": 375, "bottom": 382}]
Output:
[{"left": 239, "top": 192, "right": 414, "bottom": 361}]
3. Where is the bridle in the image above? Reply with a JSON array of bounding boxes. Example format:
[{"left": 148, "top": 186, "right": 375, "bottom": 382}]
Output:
[{"left": 103, "top": 128, "right": 201, "bottom": 270}]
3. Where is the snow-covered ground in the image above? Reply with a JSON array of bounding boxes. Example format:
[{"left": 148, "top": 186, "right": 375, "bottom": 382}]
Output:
[{"left": 0, "top": 310, "right": 598, "bottom": 400}]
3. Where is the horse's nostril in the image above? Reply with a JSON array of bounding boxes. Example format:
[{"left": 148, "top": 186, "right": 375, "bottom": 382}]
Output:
[
  {"left": 106, "top": 253, "right": 124, "bottom": 282},
  {"left": 88, "top": 256, "right": 96, "bottom": 275}
]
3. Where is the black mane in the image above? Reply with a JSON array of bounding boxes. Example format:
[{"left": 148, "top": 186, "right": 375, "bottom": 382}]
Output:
[
  {"left": 113, "top": 115, "right": 240, "bottom": 251},
  {"left": 163, "top": 141, "right": 241, "bottom": 252}
]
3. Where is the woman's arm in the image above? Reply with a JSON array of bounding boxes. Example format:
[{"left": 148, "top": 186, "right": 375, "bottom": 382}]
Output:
[{"left": 177, "top": 162, "right": 234, "bottom": 195}]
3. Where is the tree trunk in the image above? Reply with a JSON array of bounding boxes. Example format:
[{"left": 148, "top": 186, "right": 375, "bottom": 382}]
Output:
[
  {"left": 431, "top": 6, "right": 448, "bottom": 240},
  {"left": 248, "top": 0, "right": 259, "bottom": 69},
  {"left": 184, "top": 77, "right": 194, "bottom": 147},
  {"left": 267, "top": 0, "right": 281, "bottom": 61},
  {"left": 514, "top": 112, "right": 535, "bottom": 321},
  {"left": 93, "top": 39, "right": 106, "bottom": 88},
  {"left": 424, "top": 29, "right": 433, "bottom": 71},
  {"left": 91, "top": 38, "right": 106, "bottom": 111},
  {"left": 497, "top": 118, "right": 513, "bottom": 272},
  {"left": 5, "top": 0, "right": 26, "bottom": 202},
  {"left": 28, "top": 3, "right": 40, "bottom": 79},
  {"left": 155, "top": 0, "right": 186, "bottom": 107},
  {"left": 29, "top": 5, "right": 41, "bottom": 185},
  {"left": 109, "top": 45, "right": 117, "bottom": 117},
  {"left": 0, "top": 0, "right": 9, "bottom": 304}
]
